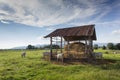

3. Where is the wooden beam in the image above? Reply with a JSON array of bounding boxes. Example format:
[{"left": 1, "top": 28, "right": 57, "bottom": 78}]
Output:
[
  {"left": 89, "top": 38, "right": 93, "bottom": 53},
  {"left": 85, "top": 39, "right": 88, "bottom": 56},
  {"left": 60, "top": 37, "right": 63, "bottom": 53},
  {"left": 50, "top": 37, "right": 52, "bottom": 58},
  {"left": 68, "top": 40, "right": 70, "bottom": 50},
  {"left": 88, "top": 37, "right": 93, "bottom": 58},
  {"left": 64, "top": 38, "right": 65, "bottom": 47},
  {"left": 67, "top": 39, "right": 70, "bottom": 54}
]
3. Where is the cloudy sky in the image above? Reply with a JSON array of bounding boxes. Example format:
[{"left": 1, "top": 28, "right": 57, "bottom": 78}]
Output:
[{"left": 0, "top": 0, "right": 120, "bottom": 49}]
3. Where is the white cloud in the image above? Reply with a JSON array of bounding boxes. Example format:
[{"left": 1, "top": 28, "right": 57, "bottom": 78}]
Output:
[
  {"left": 36, "top": 36, "right": 50, "bottom": 44},
  {"left": 0, "top": 20, "right": 9, "bottom": 24},
  {"left": 0, "top": 36, "right": 50, "bottom": 49},
  {"left": 88, "top": 7, "right": 111, "bottom": 23},
  {"left": 0, "top": 0, "right": 110, "bottom": 27},
  {"left": 0, "top": 10, "right": 9, "bottom": 15},
  {"left": 70, "top": 20, "right": 120, "bottom": 27},
  {"left": 112, "top": 30, "right": 120, "bottom": 35},
  {"left": 46, "top": 27, "right": 55, "bottom": 31}
]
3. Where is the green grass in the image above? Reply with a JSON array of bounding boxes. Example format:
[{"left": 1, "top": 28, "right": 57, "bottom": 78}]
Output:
[
  {"left": 94, "top": 48, "right": 120, "bottom": 60},
  {"left": 0, "top": 49, "right": 120, "bottom": 80}
]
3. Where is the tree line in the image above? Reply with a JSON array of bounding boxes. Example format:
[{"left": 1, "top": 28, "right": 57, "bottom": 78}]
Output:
[
  {"left": 94, "top": 43, "right": 120, "bottom": 50},
  {"left": 26, "top": 43, "right": 120, "bottom": 50}
]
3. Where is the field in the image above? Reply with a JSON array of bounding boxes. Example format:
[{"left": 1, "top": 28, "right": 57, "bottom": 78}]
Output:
[{"left": 0, "top": 49, "right": 120, "bottom": 80}]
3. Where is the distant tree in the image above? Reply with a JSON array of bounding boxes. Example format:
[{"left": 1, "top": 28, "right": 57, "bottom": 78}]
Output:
[
  {"left": 102, "top": 45, "right": 106, "bottom": 50},
  {"left": 43, "top": 44, "right": 60, "bottom": 49},
  {"left": 39, "top": 46, "right": 44, "bottom": 50},
  {"left": 43, "top": 45, "right": 50, "bottom": 49},
  {"left": 107, "top": 43, "right": 114, "bottom": 50},
  {"left": 115, "top": 43, "right": 120, "bottom": 50},
  {"left": 52, "top": 44, "right": 60, "bottom": 49},
  {"left": 94, "top": 44, "right": 99, "bottom": 49},
  {"left": 27, "top": 45, "right": 36, "bottom": 49}
]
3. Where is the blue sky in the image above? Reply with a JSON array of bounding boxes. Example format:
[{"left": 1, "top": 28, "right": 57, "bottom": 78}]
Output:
[{"left": 0, "top": 0, "right": 120, "bottom": 49}]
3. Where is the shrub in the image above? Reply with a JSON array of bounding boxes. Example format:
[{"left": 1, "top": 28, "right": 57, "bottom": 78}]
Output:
[
  {"left": 102, "top": 45, "right": 106, "bottom": 50},
  {"left": 107, "top": 43, "right": 114, "bottom": 50},
  {"left": 115, "top": 43, "right": 120, "bottom": 50}
]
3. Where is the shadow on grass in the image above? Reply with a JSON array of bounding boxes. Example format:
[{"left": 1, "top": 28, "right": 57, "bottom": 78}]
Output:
[
  {"left": 51, "top": 58, "right": 120, "bottom": 70},
  {"left": 50, "top": 58, "right": 118, "bottom": 64}
]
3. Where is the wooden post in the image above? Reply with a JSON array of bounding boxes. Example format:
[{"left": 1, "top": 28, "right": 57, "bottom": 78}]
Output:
[
  {"left": 85, "top": 39, "right": 88, "bottom": 56},
  {"left": 50, "top": 37, "right": 52, "bottom": 59},
  {"left": 67, "top": 39, "right": 70, "bottom": 54},
  {"left": 88, "top": 37, "right": 93, "bottom": 58},
  {"left": 68, "top": 40, "right": 70, "bottom": 51},
  {"left": 56, "top": 37, "right": 58, "bottom": 53},
  {"left": 60, "top": 37, "right": 63, "bottom": 53},
  {"left": 64, "top": 38, "right": 66, "bottom": 47},
  {"left": 89, "top": 38, "right": 93, "bottom": 53}
]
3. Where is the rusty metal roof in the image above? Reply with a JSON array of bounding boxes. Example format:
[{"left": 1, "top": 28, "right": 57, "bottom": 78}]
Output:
[{"left": 44, "top": 24, "right": 97, "bottom": 41}]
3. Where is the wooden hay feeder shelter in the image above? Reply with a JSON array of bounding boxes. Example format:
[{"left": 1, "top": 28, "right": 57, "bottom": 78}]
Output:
[{"left": 44, "top": 24, "right": 97, "bottom": 61}]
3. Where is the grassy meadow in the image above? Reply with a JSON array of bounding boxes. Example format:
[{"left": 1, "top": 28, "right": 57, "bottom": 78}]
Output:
[{"left": 0, "top": 49, "right": 120, "bottom": 80}]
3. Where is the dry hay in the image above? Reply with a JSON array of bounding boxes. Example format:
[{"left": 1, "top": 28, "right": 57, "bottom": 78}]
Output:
[
  {"left": 63, "top": 42, "right": 86, "bottom": 58},
  {"left": 64, "top": 42, "right": 85, "bottom": 52}
]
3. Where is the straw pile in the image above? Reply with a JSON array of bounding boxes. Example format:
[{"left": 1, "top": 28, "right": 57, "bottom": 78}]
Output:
[{"left": 63, "top": 42, "right": 85, "bottom": 58}]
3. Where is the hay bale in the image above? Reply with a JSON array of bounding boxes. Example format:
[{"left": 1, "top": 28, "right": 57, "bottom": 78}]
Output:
[
  {"left": 64, "top": 42, "right": 85, "bottom": 52},
  {"left": 64, "top": 42, "right": 86, "bottom": 58}
]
